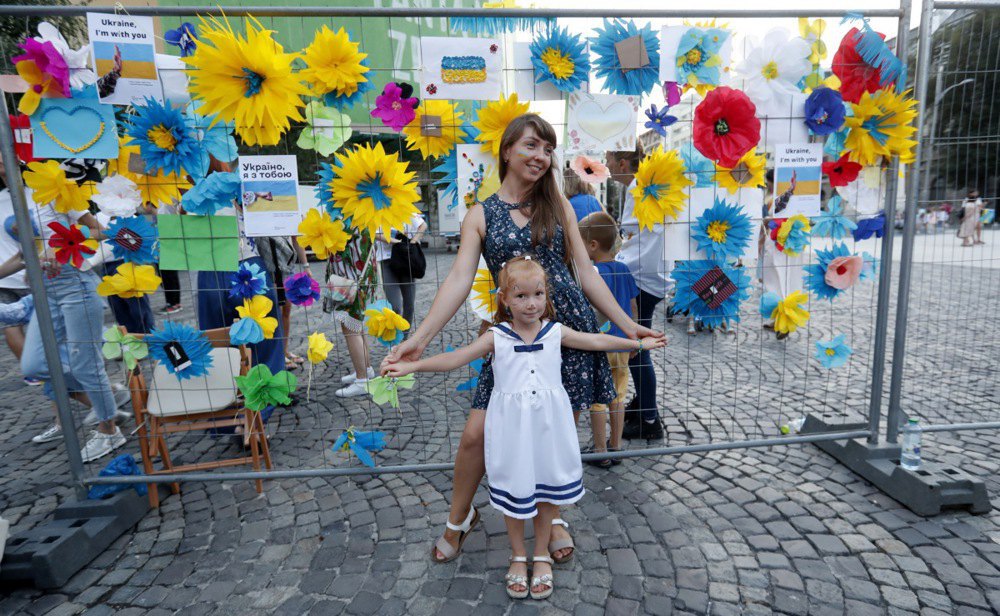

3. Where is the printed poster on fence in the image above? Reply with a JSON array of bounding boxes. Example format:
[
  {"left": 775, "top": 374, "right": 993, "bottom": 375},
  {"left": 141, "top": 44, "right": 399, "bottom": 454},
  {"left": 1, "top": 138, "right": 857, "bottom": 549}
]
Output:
[
  {"left": 86, "top": 13, "right": 161, "bottom": 105},
  {"left": 239, "top": 155, "right": 302, "bottom": 237},
  {"left": 772, "top": 143, "right": 822, "bottom": 218}
]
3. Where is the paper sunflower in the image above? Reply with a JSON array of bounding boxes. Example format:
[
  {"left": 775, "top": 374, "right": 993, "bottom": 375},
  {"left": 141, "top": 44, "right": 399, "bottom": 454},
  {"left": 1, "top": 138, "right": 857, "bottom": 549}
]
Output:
[
  {"left": 47, "top": 221, "right": 97, "bottom": 268},
  {"left": 714, "top": 149, "right": 766, "bottom": 195},
  {"left": 228, "top": 261, "right": 269, "bottom": 301},
  {"left": 106, "top": 216, "right": 158, "bottom": 265},
  {"left": 102, "top": 327, "right": 148, "bottom": 371},
  {"left": 530, "top": 26, "right": 589, "bottom": 94},
  {"left": 97, "top": 263, "right": 162, "bottom": 298},
  {"left": 804, "top": 87, "right": 846, "bottom": 135},
  {"left": 126, "top": 98, "right": 204, "bottom": 178},
  {"left": 183, "top": 100, "right": 239, "bottom": 170},
  {"left": 771, "top": 214, "right": 812, "bottom": 256},
  {"left": 368, "top": 374, "right": 416, "bottom": 409},
  {"left": 803, "top": 242, "right": 861, "bottom": 301},
  {"left": 823, "top": 153, "right": 862, "bottom": 187},
  {"left": 843, "top": 88, "right": 918, "bottom": 166},
  {"left": 296, "top": 208, "right": 351, "bottom": 260},
  {"left": 23, "top": 161, "right": 87, "bottom": 213},
  {"left": 675, "top": 27, "right": 730, "bottom": 95},
  {"left": 363, "top": 299, "right": 410, "bottom": 346},
  {"left": 631, "top": 146, "right": 693, "bottom": 230},
  {"left": 181, "top": 172, "right": 241, "bottom": 216},
  {"left": 371, "top": 82, "right": 419, "bottom": 132},
  {"left": 323, "top": 60, "right": 374, "bottom": 111},
  {"left": 570, "top": 155, "right": 610, "bottom": 185},
  {"left": 693, "top": 86, "right": 761, "bottom": 168},
  {"left": 284, "top": 272, "right": 321, "bottom": 307},
  {"left": 644, "top": 104, "right": 677, "bottom": 137},
  {"left": 12, "top": 38, "right": 70, "bottom": 115},
  {"left": 330, "top": 142, "right": 421, "bottom": 239},
  {"left": 307, "top": 331, "right": 334, "bottom": 364},
  {"left": 832, "top": 20, "right": 904, "bottom": 104},
  {"left": 691, "top": 198, "right": 753, "bottom": 262},
  {"left": 300, "top": 25, "right": 370, "bottom": 101},
  {"left": 184, "top": 15, "right": 308, "bottom": 146},
  {"left": 737, "top": 29, "right": 811, "bottom": 117},
  {"left": 403, "top": 100, "right": 466, "bottom": 159},
  {"left": 811, "top": 197, "right": 857, "bottom": 239},
  {"left": 92, "top": 175, "right": 141, "bottom": 218},
  {"left": 235, "top": 364, "right": 297, "bottom": 411},
  {"left": 473, "top": 93, "right": 531, "bottom": 157},
  {"left": 165, "top": 22, "right": 198, "bottom": 57},
  {"left": 229, "top": 317, "right": 263, "bottom": 345},
  {"left": 815, "top": 334, "right": 852, "bottom": 369},
  {"left": 107, "top": 139, "right": 191, "bottom": 208},
  {"left": 672, "top": 260, "right": 751, "bottom": 328},
  {"left": 449, "top": 1, "right": 554, "bottom": 35},
  {"left": 759, "top": 290, "right": 810, "bottom": 335},
  {"left": 853, "top": 213, "right": 885, "bottom": 241},
  {"left": 147, "top": 321, "right": 213, "bottom": 380},
  {"left": 332, "top": 427, "right": 386, "bottom": 468},
  {"left": 590, "top": 19, "right": 659, "bottom": 96},
  {"left": 236, "top": 295, "right": 279, "bottom": 339},
  {"left": 469, "top": 259, "right": 498, "bottom": 321},
  {"left": 680, "top": 142, "right": 715, "bottom": 188}
]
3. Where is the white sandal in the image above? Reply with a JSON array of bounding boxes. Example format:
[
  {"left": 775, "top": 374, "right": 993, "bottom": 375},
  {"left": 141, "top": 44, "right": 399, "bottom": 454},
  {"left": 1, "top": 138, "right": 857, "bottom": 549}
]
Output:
[
  {"left": 530, "top": 555, "right": 555, "bottom": 599},
  {"left": 431, "top": 506, "right": 480, "bottom": 563},
  {"left": 505, "top": 555, "right": 529, "bottom": 599},
  {"left": 548, "top": 518, "right": 575, "bottom": 563}
]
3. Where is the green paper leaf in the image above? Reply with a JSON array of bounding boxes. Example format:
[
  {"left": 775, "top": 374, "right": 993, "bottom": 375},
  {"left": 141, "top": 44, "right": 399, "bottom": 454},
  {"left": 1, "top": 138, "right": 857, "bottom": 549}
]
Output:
[
  {"left": 367, "top": 374, "right": 415, "bottom": 409},
  {"left": 235, "top": 364, "right": 298, "bottom": 411},
  {"left": 297, "top": 102, "right": 353, "bottom": 158},
  {"left": 102, "top": 327, "right": 149, "bottom": 370},
  {"left": 158, "top": 214, "right": 240, "bottom": 272}
]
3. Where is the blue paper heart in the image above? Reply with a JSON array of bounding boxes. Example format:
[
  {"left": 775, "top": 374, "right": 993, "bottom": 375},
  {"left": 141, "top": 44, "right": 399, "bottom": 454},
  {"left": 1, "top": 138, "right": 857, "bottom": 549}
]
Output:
[{"left": 38, "top": 106, "right": 106, "bottom": 154}]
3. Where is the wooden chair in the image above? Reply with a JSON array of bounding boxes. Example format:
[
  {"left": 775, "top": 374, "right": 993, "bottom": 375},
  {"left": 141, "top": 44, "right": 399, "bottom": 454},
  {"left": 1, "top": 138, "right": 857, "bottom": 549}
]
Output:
[{"left": 124, "top": 326, "right": 272, "bottom": 507}]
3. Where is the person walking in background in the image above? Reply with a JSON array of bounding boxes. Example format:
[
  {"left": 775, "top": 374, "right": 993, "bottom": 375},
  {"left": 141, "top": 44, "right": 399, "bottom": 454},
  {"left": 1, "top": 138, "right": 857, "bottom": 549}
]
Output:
[
  {"left": 0, "top": 185, "right": 32, "bottom": 372},
  {"left": 958, "top": 189, "right": 983, "bottom": 247},
  {"left": 564, "top": 173, "right": 603, "bottom": 222},
  {"left": 375, "top": 210, "right": 426, "bottom": 331}
]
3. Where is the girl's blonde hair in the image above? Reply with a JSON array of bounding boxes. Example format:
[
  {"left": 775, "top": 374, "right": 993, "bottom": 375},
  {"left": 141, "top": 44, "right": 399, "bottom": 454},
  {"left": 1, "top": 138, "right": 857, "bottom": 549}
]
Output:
[{"left": 492, "top": 255, "right": 556, "bottom": 325}]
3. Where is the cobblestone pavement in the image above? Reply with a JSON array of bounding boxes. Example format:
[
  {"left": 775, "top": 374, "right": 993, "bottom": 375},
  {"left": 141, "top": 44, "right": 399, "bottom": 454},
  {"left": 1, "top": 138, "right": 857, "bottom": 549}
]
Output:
[{"left": 1, "top": 231, "right": 999, "bottom": 615}]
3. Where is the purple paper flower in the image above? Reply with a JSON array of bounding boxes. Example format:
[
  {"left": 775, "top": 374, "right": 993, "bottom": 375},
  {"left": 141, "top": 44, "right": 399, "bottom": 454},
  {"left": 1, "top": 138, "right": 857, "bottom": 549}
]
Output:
[
  {"left": 12, "top": 38, "right": 70, "bottom": 97},
  {"left": 284, "top": 271, "right": 321, "bottom": 307},
  {"left": 370, "top": 82, "right": 419, "bottom": 132},
  {"left": 644, "top": 104, "right": 677, "bottom": 137},
  {"left": 663, "top": 81, "right": 682, "bottom": 106},
  {"left": 165, "top": 22, "right": 198, "bottom": 57},
  {"left": 228, "top": 261, "right": 269, "bottom": 300},
  {"left": 804, "top": 87, "right": 846, "bottom": 136}
]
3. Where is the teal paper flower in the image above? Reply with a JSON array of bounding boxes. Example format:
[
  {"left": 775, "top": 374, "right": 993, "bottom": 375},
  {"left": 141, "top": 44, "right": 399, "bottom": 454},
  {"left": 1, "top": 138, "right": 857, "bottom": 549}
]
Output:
[
  {"left": 591, "top": 19, "right": 660, "bottom": 96},
  {"left": 811, "top": 196, "right": 857, "bottom": 239},
  {"left": 126, "top": 98, "right": 204, "bottom": 178},
  {"left": 106, "top": 215, "right": 158, "bottom": 265},
  {"left": 148, "top": 322, "right": 213, "bottom": 380},
  {"left": 450, "top": 15, "right": 553, "bottom": 36},
  {"left": 229, "top": 317, "right": 264, "bottom": 345},
  {"left": 680, "top": 142, "right": 715, "bottom": 188},
  {"left": 860, "top": 251, "right": 879, "bottom": 281},
  {"left": 672, "top": 259, "right": 751, "bottom": 328},
  {"left": 691, "top": 198, "right": 753, "bottom": 263},
  {"left": 332, "top": 427, "right": 386, "bottom": 468},
  {"left": 803, "top": 242, "right": 852, "bottom": 301},
  {"left": 676, "top": 27, "right": 729, "bottom": 91},
  {"left": 815, "top": 334, "right": 852, "bottom": 369},
  {"left": 184, "top": 100, "right": 238, "bottom": 175},
  {"left": 529, "top": 27, "right": 589, "bottom": 93}
]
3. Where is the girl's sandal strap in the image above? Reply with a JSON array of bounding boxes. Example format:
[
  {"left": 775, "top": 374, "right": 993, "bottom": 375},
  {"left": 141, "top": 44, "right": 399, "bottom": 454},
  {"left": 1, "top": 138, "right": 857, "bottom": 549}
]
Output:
[
  {"left": 533, "top": 556, "right": 555, "bottom": 564},
  {"left": 509, "top": 555, "right": 529, "bottom": 563}
]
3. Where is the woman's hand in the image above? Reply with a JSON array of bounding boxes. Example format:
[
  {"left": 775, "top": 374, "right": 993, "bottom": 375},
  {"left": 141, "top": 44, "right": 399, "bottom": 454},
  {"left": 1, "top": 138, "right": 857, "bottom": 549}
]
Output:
[
  {"left": 623, "top": 322, "right": 665, "bottom": 342},
  {"left": 380, "top": 336, "right": 427, "bottom": 372}
]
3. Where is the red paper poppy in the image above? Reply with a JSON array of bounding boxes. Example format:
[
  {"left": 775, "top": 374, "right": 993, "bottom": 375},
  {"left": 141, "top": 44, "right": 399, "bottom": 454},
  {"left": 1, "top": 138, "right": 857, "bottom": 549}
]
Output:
[
  {"left": 823, "top": 153, "right": 863, "bottom": 187},
  {"left": 831, "top": 28, "right": 886, "bottom": 105},
  {"left": 47, "top": 221, "right": 95, "bottom": 269},
  {"left": 693, "top": 86, "right": 761, "bottom": 168}
]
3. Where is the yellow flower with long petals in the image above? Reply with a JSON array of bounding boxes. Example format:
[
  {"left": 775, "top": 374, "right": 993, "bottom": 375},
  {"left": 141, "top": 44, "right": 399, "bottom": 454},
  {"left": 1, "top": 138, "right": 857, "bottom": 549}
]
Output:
[
  {"left": 844, "top": 89, "right": 918, "bottom": 166},
  {"left": 23, "top": 161, "right": 87, "bottom": 213},
  {"left": 632, "top": 147, "right": 694, "bottom": 231},
  {"left": 714, "top": 149, "right": 766, "bottom": 195},
  {"left": 236, "top": 295, "right": 278, "bottom": 339},
  {"left": 403, "top": 100, "right": 466, "bottom": 159},
  {"left": 331, "top": 142, "right": 420, "bottom": 239},
  {"left": 470, "top": 266, "right": 498, "bottom": 320},
  {"left": 184, "top": 16, "right": 308, "bottom": 146},
  {"left": 97, "top": 263, "right": 162, "bottom": 298},
  {"left": 300, "top": 26, "right": 369, "bottom": 98},
  {"left": 296, "top": 208, "right": 351, "bottom": 260},
  {"left": 107, "top": 138, "right": 191, "bottom": 207},
  {"left": 307, "top": 331, "right": 334, "bottom": 364},
  {"left": 473, "top": 93, "right": 531, "bottom": 157},
  {"left": 363, "top": 300, "right": 410, "bottom": 346},
  {"left": 769, "top": 290, "right": 810, "bottom": 335}
]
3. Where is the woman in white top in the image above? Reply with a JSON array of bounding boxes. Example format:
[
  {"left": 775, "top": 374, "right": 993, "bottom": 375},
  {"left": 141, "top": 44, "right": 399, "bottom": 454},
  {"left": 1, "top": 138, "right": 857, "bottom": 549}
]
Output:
[{"left": 374, "top": 212, "right": 426, "bottom": 329}]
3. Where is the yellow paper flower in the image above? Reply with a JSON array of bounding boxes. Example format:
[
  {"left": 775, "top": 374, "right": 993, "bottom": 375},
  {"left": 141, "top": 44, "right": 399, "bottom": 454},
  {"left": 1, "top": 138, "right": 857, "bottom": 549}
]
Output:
[
  {"left": 363, "top": 300, "right": 410, "bottom": 346},
  {"left": 296, "top": 208, "right": 351, "bottom": 260},
  {"left": 769, "top": 290, "right": 810, "bottom": 335},
  {"left": 473, "top": 93, "right": 531, "bottom": 157},
  {"left": 97, "top": 263, "right": 162, "bottom": 298},
  {"left": 300, "top": 25, "right": 370, "bottom": 99},
  {"left": 714, "top": 149, "right": 766, "bottom": 195},
  {"left": 403, "top": 100, "right": 466, "bottom": 159},
  {"left": 236, "top": 295, "right": 278, "bottom": 339},
  {"left": 776, "top": 214, "right": 812, "bottom": 257},
  {"left": 470, "top": 265, "right": 498, "bottom": 320},
  {"left": 107, "top": 138, "right": 191, "bottom": 207},
  {"left": 632, "top": 147, "right": 694, "bottom": 231},
  {"left": 184, "top": 16, "right": 308, "bottom": 146},
  {"left": 22, "top": 161, "right": 87, "bottom": 213},
  {"left": 307, "top": 331, "right": 334, "bottom": 364},
  {"left": 843, "top": 88, "right": 918, "bottom": 166},
  {"left": 15, "top": 60, "right": 64, "bottom": 116},
  {"left": 331, "top": 142, "right": 420, "bottom": 239}
]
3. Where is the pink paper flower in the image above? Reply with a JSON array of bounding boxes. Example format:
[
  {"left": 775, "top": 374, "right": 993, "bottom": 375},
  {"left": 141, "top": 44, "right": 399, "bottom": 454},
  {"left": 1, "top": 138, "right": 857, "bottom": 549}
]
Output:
[
  {"left": 663, "top": 81, "right": 682, "bottom": 107},
  {"left": 371, "top": 82, "right": 419, "bottom": 132},
  {"left": 824, "top": 255, "right": 863, "bottom": 290},
  {"left": 12, "top": 38, "right": 70, "bottom": 97},
  {"left": 570, "top": 155, "right": 610, "bottom": 185}
]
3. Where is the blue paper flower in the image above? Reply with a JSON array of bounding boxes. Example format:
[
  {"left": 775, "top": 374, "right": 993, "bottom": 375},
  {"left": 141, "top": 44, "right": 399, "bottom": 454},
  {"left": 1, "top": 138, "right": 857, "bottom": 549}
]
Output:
[
  {"left": 803, "top": 242, "right": 852, "bottom": 301},
  {"left": 644, "top": 104, "right": 677, "bottom": 137},
  {"left": 853, "top": 212, "right": 885, "bottom": 241},
  {"left": 314, "top": 162, "right": 346, "bottom": 221},
  {"left": 148, "top": 322, "right": 214, "bottom": 380},
  {"left": 804, "top": 87, "right": 846, "bottom": 136},
  {"left": 181, "top": 172, "right": 241, "bottom": 216},
  {"left": 824, "top": 125, "right": 849, "bottom": 159},
  {"left": 125, "top": 98, "right": 203, "bottom": 178},
  {"left": 332, "top": 427, "right": 387, "bottom": 468},
  {"left": 860, "top": 251, "right": 879, "bottom": 281},
  {"left": 448, "top": 345, "right": 484, "bottom": 392},
  {"left": 691, "top": 198, "right": 753, "bottom": 263},
  {"left": 530, "top": 27, "right": 589, "bottom": 93},
  {"left": 672, "top": 260, "right": 751, "bottom": 328},
  {"left": 676, "top": 27, "right": 729, "bottom": 90},
  {"left": 165, "top": 22, "right": 198, "bottom": 57},
  {"left": 105, "top": 215, "right": 158, "bottom": 264},
  {"left": 815, "top": 334, "right": 852, "bottom": 369},
  {"left": 284, "top": 272, "right": 321, "bottom": 307},
  {"left": 680, "top": 142, "right": 715, "bottom": 188},
  {"left": 229, "top": 317, "right": 264, "bottom": 345},
  {"left": 228, "top": 261, "right": 268, "bottom": 301},
  {"left": 449, "top": 15, "right": 553, "bottom": 36},
  {"left": 184, "top": 100, "right": 238, "bottom": 176},
  {"left": 811, "top": 196, "right": 857, "bottom": 239},
  {"left": 323, "top": 57, "right": 374, "bottom": 111},
  {"left": 591, "top": 19, "right": 660, "bottom": 96},
  {"left": 433, "top": 122, "right": 479, "bottom": 212}
]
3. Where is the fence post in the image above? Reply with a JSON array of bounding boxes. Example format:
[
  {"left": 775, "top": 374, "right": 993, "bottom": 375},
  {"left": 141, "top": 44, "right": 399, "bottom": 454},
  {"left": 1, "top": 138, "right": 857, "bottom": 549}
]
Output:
[{"left": 0, "top": 98, "right": 88, "bottom": 500}]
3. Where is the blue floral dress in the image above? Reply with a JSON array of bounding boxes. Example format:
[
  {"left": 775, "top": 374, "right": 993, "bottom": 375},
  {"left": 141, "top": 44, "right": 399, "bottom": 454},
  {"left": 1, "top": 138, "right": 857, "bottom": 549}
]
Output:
[{"left": 472, "top": 194, "right": 615, "bottom": 412}]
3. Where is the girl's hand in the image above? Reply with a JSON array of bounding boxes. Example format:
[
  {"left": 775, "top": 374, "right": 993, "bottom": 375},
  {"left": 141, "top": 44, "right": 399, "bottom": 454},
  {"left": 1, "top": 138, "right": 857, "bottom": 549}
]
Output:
[
  {"left": 640, "top": 335, "right": 667, "bottom": 351},
  {"left": 381, "top": 336, "right": 427, "bottom": 372},
  {"left": 382, "top": 362, "right": 415, "bottom": 378},
  {"left": 625, "top": 322, "right": 665, "bottom": 342}
]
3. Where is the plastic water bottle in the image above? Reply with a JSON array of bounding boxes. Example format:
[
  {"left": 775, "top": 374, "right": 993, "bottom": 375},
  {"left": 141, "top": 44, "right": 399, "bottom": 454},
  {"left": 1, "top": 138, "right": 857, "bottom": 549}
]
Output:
[{"left": 900, "top": 418, "right": 922, "bottom": 470}]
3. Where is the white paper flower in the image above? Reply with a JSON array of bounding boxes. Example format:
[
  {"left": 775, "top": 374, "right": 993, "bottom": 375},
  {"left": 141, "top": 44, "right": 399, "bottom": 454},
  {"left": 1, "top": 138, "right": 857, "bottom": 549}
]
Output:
[
  {"left": 736, "top": 29, "right": 811, "bottom": 117},
  {"left": 37, "top": 21, "right": 97, "bottom": 89},
  {"left": 92, "top": 175, "right": 142, "bottom": 218}
]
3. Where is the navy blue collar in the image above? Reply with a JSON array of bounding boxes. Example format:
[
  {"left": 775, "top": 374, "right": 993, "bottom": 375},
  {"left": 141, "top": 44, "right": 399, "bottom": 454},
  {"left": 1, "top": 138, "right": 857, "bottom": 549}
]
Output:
[{"left": 495, "top": 321, "right": 556, "bottom": 352}]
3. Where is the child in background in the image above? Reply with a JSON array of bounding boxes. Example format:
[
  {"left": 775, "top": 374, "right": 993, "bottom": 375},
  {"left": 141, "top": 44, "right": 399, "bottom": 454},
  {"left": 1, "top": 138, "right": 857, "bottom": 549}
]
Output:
[
  {"left": 578, "top": 212, "right": 639, "bottom": 468},
  {"left": 383, "top": 256, "right": 663, "bottom": 600}
]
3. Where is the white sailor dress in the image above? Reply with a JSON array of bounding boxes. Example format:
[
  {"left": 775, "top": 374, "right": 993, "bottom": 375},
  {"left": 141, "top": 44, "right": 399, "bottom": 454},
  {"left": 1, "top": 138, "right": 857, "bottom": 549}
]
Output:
[{"left": 484, "top": 321, "right": 585, "bottom": 519}]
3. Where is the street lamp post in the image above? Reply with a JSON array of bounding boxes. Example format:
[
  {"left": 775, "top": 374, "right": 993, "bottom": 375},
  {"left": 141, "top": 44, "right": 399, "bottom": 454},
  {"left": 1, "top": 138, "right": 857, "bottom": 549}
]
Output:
[{"left": 923, "top": 71, "right": 975, "bottom": 204}]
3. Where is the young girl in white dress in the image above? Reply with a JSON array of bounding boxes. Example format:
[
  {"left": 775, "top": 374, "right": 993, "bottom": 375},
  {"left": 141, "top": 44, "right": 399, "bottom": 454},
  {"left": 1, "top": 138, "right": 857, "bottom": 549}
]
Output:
[{"left": 383, "top": 256, "right": 664, "bottom": 600}]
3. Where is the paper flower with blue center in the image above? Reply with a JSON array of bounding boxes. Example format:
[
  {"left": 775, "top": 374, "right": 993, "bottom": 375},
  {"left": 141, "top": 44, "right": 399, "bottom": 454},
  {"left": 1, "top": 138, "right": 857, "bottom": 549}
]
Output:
[
  {"left": 676, "top": 26, "right": 730, "bottom": 95},
  {"left": 632, "top": 146, "right": 694, "bottom": 231},
  {"left": 236, "top": 295, "right": 278, "bottom": 340},
  {"left": 181, "top": 171, "right": 241, "bottom": 216},
  {"left": 591, "top": 19, "right": 660, "bottom": 96},
  {"left": 235, "top": 364, "right": 297, "bottom": 411},
  {"left": 147, "top": 321, "right": 213, "bottom": 380},
  {"left": 184, "top": 100, "right": 238, "bottom": 172},
  {"left": 296, "top": 208, "right": 351, "bottom": 260},
  {"left": 811, "top": 196, "right": 857, "bottom": 239},
  {"left": 804, "top": 87, "right": 846, "bottom": 135},
  {"left": 108, "top": 138, "right": 191, "bottom": 208},
  {"left": 403, "top": 99, "right": 466, "bottom": 159},
  {"left": 92, "top": 174, "right": 141, "bottom": 218},
  {"left": 368, "top": 374, "right": 416, "bottom": 409},
  {"left": 229, "top": 317, "right": 263, "bottom": 345},
  {"left": 473, "top": 93, "right": 531, "bottom": 157},
  {"left": 844, "top": 88, "right": 918, "bottom": 166},
  {"left": 692, "top": 198, "right": 753, "bottom": 262},
  {"left": 815, "top": 334, "right": 852, "bottom": 369},
  {"left": 330, "top": 142, "right": 421, "bottom": 239},
  {"left": 165, "top": 22, "right": 198, "bottom": 57},
  {"left": 736, "top": 29, "right": 811, "bottom": 118},
  {"left": 332, "top": 427, "right": 386, "bottom": 468},
  {"left": 759, "top": 290, "right": 810, "bottom": 334},
  {"left": 644, "top": 104, "right": 677, "bottom": 137},
  {"left": 771, "top": 214, "right": 812, "bottom": 256},
  {"left": 301, "top": 26, "right": 370, "bottom": 102},
  {"left": 297, "top": 102, "right": 353, "bottom": 158},
  {"left": 450, "top": 2, "right": 553, "bottom": 35},
  {"left": 228, "top": 261, "right": 268, "bottom": 301},
  {"left": 106, "top": 215, "right": 158, "bottom": 265},
  {"left": 803, "top": 242, "right": 862, "bottom": 301},
  {"left": 363, "top": 299, "right": 410, "bottom": 346},
  {"left": 284, "top": 272, "right": 321, "bottom": 307},
  {"left": 126, "top": 98, "right": 203, "bottom": 178},
  {"left": 672, "top": 260, "right": 751, "bottom": 328},
  {"left": 679, "top": 142, "right": 715, "bottom": 188},
  {"left": 714, "top": 149, "right": 766, "bottom": 195},
  {"left": 853, "top": 213, "right": 885, "bottom": 241},
  {"left": 529, "top": 26, "right": 589, "bottom": 93},
  {"left": 97, "top": 263, "right": 162, "bottom": 298}
]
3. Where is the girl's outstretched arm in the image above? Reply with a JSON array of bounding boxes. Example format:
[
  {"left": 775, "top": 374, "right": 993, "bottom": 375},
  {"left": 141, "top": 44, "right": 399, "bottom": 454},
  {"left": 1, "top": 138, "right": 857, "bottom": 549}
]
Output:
[
  {"left": 383, "top": 331, "right": 495, "bottom": 377},
  {"left": 560, "top": 326, "right": 666, "bottom": 354}
]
